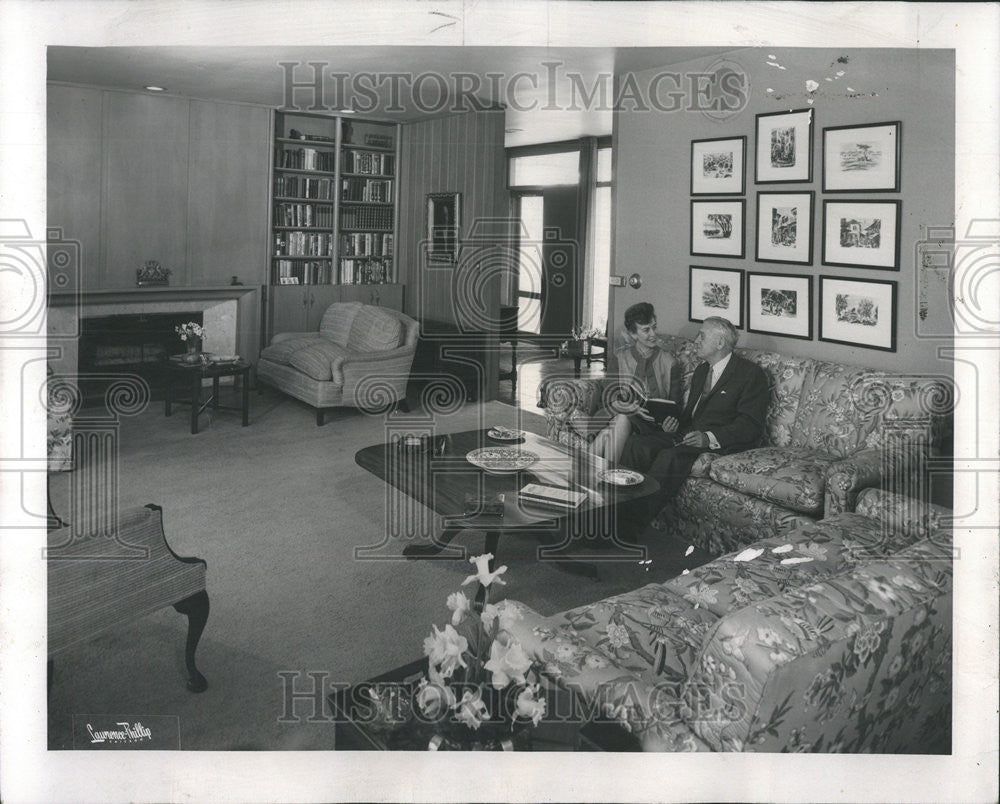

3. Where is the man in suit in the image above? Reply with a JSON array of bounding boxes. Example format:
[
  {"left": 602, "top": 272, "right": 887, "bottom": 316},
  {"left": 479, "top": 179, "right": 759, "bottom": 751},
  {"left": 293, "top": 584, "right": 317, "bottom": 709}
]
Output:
[{"left": 619, "top": 316, "right": 769, "bottom": 511}]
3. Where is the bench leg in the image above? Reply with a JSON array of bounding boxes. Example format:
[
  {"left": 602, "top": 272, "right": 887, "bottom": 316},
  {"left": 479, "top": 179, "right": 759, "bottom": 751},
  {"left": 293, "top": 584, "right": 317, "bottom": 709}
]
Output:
[{"left": 173, "top": 590, "right": 209, "bottom": 693}]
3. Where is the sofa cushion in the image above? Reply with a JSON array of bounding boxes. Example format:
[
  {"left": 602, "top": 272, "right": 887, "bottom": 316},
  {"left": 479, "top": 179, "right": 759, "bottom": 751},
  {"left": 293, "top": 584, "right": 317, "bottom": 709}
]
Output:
[
  {"left": 287, "top": 340, "right": 350, "bottom": 383},
  {"left": 790, "top": 361, "right": 881, "bottom": 457},
  {"left": 707, "top": 446, "right": 836, "bottom": 516},
  {"left": 260, "top": 336, "right": 322, "bottom": 366},
  {"left": 318, "top": 302, "right": 364, "bottom": 346},
  {"left": 738, "top": 349, "right": 812, "bottom": 447},
  {"left": 347, "top": 306, "right": 403, "bottom": 352}
]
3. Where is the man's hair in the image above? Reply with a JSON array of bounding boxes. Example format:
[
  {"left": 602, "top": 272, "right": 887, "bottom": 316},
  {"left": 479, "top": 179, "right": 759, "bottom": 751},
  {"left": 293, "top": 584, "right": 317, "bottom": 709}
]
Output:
[
  {"left": 703, "top": 316, "right": 739, "bottom": 352},
  {"left": 623, "top": 302, "right": 655, "bottom": 333}
]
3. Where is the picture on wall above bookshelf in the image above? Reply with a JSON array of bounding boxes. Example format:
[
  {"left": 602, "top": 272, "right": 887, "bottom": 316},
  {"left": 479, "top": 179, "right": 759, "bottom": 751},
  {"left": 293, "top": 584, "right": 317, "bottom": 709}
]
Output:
[{"left": 270, "top": 111, "right": 399, "bottom": 286}]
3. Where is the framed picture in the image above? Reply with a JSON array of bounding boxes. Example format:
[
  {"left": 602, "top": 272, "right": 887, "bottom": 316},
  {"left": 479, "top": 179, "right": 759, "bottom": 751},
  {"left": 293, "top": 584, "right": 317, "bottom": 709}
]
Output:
[
  {"left": 822, "top": 199, "right": 901, "bottom": 270},
  {"left": 690, "top": 199, "right": 745, "bottom": 258},
  {"left": 689, "top": 265, "right": 744, "bottom": 327},
  {"left": 690, "top": 136, "right": 746, "bottom": 195},
  {"left": 823, "top": 121, "right": 901, "bottom": 192},
  {"left": 755, "top": 191, "right": 814, "bottom": 265},
  {"left": 747, "top": 271, "right": 813, "bottom": 340},
  {"left": 819, "top": 275, "right": 897, "bottom": 352},
  {"left": 755, "top": 108, "right": 813, "bottom": 183},
  {"left": 426, "top": 192, "right": 461, "bottom": 262}
]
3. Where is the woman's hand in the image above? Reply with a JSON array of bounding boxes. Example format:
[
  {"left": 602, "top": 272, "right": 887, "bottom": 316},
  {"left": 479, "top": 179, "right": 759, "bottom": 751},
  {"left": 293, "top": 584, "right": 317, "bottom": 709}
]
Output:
[{"left": 661, "top": 416, "right": 679, "bottom": 432}]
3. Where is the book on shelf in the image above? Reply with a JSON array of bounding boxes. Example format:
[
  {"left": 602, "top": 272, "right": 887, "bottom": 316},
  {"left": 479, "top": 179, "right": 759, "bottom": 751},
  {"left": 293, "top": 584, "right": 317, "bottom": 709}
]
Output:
[
  {"left": 341, "top": 177, "right": 394, "bottom": 203},
  {"left": 339, "top": 258, "right": 391, "bottom": 285},
  {"left": 275, "top": 146, "right": 335, "bottom": 172},
  {"left": 518, "top": 483, "right": 588, "bottom": 509},
  {"left": 342, "top": 149, "right": 395, "bottom": 176},
  {"left": 274, "top": 175, "right": 333, "bottom": 200},
  {"left": 274, "top": 231, "right": 333, "bottom": 257}
]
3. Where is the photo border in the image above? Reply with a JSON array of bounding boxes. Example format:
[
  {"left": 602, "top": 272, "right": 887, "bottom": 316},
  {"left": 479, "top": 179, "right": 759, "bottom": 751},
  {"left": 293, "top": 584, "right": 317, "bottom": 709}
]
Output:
[
  {"left": 690, "top": 135, "right": 747, "bottom": 196},
  {"left": 690, "top": 199, "right": 746, "bottom": 258},
  {"left": 688, "top": 264, "right": 745, "bottom": 327},
  {"left": 818, "top": 273, "right": 898, "bottom": 352},
  {"left": 746, "top": 270, "right": 814, "bottom": 340},
  {"left": 755, "top": 190, "right": 815, "bottom": 265},
  {"left": 822, "top": 121, "right": 902, "bottom": 193},
  {"left": 821, "top": 198, "right": 902, "bottom": 270},
  {"left": 755, "top": 108, "right": 814, "bottom": 184}
]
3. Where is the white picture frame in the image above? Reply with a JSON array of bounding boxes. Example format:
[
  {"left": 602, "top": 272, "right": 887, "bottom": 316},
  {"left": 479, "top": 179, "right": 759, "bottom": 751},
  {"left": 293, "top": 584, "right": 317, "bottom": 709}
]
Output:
[
  {"left": 691, "top": 136, "right": 746, "bottom": 195},
  {"left": 755, "top": 108, "right": 814, "bottom": 183},
  {"left": 747, "top": 271, "right": 813, "bottom": 340},
  {"left": 755, "top": 191, "right": 814, "bottom": 265},
  {"left": 822, "top": 199, "right": 901, "bottom": 270},
  {"left": 689, "top": 265, "right": 744, "bottom": 327},
  {"left": 823, "top": 121, "right": 901, "bottom": 192},
  {"left": 690, "top": 199, "right": 745, "bottom": 258},
  {"left": 819, "top": 275, "right": 897, "bottom": 352}
]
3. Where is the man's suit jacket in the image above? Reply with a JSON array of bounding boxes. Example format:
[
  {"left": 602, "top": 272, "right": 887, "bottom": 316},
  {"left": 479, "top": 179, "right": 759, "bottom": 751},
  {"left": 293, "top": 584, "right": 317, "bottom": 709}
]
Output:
[{"left": 681, "top": 353, "right": 769, "bottom": 454}]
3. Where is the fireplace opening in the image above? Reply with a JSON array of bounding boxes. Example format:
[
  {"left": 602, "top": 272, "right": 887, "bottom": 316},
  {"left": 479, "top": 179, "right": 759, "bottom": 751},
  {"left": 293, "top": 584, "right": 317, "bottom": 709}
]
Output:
[{"left": 77, "top": 312, "right": 204, "bottom": 406}]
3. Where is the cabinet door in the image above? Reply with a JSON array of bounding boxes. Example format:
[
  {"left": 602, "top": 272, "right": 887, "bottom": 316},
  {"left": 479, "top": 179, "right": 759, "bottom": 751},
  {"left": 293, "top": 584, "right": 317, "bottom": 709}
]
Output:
[
  {"left": 102, "top": 92, "right": 190, "bottom": 287},
  {"left": 187, "top": 101, "right": 270, "bottom": 287},
  {"left": 47, "top": 85, "right": 103, "bottom": 292},
  {"left": 306, "top": 285, "right": 344, "bottom": 330},
  {"left": 269, "top": 285, "right": 311, "bottom": 335},
  {"left": 372, "top": 284, "right": 404, "bottom": 311}
]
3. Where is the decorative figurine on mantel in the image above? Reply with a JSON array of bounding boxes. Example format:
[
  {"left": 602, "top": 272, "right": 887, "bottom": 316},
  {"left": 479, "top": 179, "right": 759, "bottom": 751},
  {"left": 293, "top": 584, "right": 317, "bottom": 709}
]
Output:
[{"left": 136, "top": 260, "right": 171, "bottom": 286}]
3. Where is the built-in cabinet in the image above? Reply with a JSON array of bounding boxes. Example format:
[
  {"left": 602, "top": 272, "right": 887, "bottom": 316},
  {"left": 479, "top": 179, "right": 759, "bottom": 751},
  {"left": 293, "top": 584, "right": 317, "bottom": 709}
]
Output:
[{"left": 268, "top": 284, "right": 404, "bottom": 333}]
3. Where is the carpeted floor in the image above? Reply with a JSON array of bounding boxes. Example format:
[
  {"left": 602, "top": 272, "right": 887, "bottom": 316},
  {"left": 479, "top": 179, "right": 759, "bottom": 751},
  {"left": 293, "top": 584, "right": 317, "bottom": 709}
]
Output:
[{"left": 47, "top": 388, "right": 706, "bottom": 750}]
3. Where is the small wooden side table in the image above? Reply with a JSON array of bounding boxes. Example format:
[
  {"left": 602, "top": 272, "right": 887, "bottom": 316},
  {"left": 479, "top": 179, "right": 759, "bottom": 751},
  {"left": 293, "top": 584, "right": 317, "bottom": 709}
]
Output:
[{"left": 164, "top": 357, "right": 251, "bottom": 434}]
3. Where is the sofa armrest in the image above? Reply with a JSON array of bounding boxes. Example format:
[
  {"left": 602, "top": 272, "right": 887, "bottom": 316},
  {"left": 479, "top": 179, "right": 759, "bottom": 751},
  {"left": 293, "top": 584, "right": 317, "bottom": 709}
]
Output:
[
  {"left": 339, "top": 345, "right": 417, "bottom": 405},
  {"left": 271, "top": 331, "right": 315, "bottom": 345},
  {"left": 855, "top": 488, "right": 951, "bottom": 541},
  {"left": 824, "top": 448, "right": 886, "bottom": 515}
]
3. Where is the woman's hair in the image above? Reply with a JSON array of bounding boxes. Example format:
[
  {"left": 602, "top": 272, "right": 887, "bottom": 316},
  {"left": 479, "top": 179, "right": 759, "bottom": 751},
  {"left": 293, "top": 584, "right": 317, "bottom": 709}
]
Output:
[{"left": 623, "top": 302, "right": 655, "bottom": 333}]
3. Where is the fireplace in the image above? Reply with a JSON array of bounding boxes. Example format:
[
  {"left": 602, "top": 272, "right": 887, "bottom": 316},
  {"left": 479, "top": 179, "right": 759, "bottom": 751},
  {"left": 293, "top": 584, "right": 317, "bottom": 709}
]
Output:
[{"left": 78, "top": 312, "right": 203, "bottom": 404}]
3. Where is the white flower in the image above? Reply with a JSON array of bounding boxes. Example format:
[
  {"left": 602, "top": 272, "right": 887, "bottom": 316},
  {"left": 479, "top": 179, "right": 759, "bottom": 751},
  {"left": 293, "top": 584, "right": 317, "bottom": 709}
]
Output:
[
  {"left": 453, "top": 688, "right": 489, "bottom": 730},
  {"left": 484, "top": 637, "right": 532, "bottom": 688},
  {"left": 584, "top": 653, "right": 609, "bottom": 669},
  {"left": 554, "top": 644, "right": 578, "bottom": 663},
  {"left": 514, "top": 685, "right": 546, "bottom": 726},
  {"left": 606, "top": 623, "right": 630, "bottom": 649},
  {"left": 446, "top": 591, "right": 471, "bottom": 626},
  {"left": 422, "top": 623, "right": 468, "bottom": 678},
  {"left": 416, "top": 664, "right": 456, "bottom": 718},
  {"left": 482, "top": 600, "right": 524, "bottom": 632},
  {"left": 461, "top": 553, "right": 508, "bottom": 588}
]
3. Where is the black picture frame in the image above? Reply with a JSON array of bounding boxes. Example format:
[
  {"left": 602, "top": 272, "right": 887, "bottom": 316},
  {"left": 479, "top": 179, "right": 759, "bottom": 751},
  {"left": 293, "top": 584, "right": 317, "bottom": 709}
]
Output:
[
  {"left": 690, "top": 199, "right": 746, "bottom": 258},
  {"left": 688, "top": 265, "right": 745, "bottom": 327},
  {"left": 426, "top": 192, "right": 461, "bottom": 263},
  {"left": 821, "top": 199, "right": 901, "bottom": 270},
  {"left": 818, "top": 274, "right": 898, "bottom": 352},
  {"left": 690, "top": 136, "right": 746, "bottom": 196},
  {"left": 755, "top": 108, "right": 814, "bottom": 184},
  {"left": 755, "top": 191, "right": 815, "bottom": 265},
  {"left": 746, "top": 270, "right": 813, "bottom": 341},
  {"left": 822, "top": 121, "right": 901, "bottom": 193}
]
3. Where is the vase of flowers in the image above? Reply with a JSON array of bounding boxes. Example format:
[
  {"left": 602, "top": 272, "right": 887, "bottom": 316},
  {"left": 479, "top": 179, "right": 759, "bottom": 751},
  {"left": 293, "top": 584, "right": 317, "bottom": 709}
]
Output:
[
  {"left": 175, "top": 322, "right": 204, "bottom": 363},
  {"left": 415, "top": 553, "right": 546, "bottom": 750}
]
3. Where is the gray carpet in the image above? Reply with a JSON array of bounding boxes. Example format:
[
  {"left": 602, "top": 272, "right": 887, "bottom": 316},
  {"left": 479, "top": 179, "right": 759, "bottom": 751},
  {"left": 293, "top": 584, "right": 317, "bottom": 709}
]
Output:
[{"left": 47, "top": 389, "right": 699, "bottom": 750}]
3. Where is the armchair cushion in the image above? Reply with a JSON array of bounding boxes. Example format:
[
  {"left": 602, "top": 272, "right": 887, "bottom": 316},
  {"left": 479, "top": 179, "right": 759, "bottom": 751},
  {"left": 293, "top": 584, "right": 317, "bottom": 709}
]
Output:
[
  {"left": 707, "top": 447, "right": 837, "bottom": 516},
  {"left": 347, "top": 306, "right": 403, "bottom": 352},
  {"left": 260, "top": 335, "right": 323, "bottom": 365},
  {"left": 319, "top": 301, "right": 363, "bottom": 346},
  {"left": 287, "top": 340, "right": 350, "bottom": 383}
]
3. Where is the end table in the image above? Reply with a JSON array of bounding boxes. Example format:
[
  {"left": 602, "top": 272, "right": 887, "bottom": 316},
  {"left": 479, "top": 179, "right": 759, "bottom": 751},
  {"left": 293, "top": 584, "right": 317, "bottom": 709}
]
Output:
[{"left": 164, "top": 357, "right": 251, "bottom": 434}]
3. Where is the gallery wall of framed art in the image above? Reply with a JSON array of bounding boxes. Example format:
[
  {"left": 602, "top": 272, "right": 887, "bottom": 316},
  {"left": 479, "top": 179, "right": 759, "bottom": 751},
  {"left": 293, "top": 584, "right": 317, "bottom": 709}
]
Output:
[{"left": 615, "top": 48, "right": 953, "bottom": 375}]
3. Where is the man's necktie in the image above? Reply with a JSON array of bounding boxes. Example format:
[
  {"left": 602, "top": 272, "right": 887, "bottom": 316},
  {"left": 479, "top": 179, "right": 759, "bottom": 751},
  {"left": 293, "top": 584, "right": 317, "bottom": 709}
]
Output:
[{"left": 693, "top": 366, "right": 713, "bottom": 415}]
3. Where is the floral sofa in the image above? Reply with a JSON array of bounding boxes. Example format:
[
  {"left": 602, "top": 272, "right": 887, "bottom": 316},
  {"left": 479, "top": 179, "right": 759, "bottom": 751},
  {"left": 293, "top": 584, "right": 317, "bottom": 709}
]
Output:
[
  {"left": 258, "top": 301, "right": 419, "bottom": 425},
  {"left": 541, "top": 335, "right": 949, "bottom": 555},
  {"left": 503, "top": 488, "right": 952, "bottom": 752}
]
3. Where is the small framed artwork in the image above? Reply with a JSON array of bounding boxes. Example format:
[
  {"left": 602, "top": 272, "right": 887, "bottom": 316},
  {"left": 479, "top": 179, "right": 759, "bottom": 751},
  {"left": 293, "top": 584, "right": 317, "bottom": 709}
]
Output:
[
  {"left": 690, "top": 199, "right": 745, "bottom": 258},
  {"left": 755, "top": 108, "right": 813, "bottom": 183},
  {"left": 746, "top": 271, "right": 813, "bottom": 340},
  {"left": 819, "top": 275, "right": 897, "bottom": 352},
  {"left": 822, "top": 199, "right": 901, "bottom": 270},
  {"left": 689, "top": 265, "right": 744, "bottom": 327},
  {"left": 426, "top": 192, "right": 461, "bottom": 263},
  {"left": 823, "top": 121, "right": 901, "bottom": 192},
  {"left": 755, "top": 191, "right": 814, "bottom": 265},
  {"left": 690, "top": 136, "right": 746, "bottom": 195}
]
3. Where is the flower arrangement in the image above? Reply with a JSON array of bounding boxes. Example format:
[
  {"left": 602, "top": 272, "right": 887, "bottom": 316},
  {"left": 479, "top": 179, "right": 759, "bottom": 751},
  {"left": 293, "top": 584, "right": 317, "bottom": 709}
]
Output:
[
  {"left": 175, "top": 322, "right": 204, "bottom": 343},
  {"left": 416, "top": 553, "right": 546, "bottom": 749}
]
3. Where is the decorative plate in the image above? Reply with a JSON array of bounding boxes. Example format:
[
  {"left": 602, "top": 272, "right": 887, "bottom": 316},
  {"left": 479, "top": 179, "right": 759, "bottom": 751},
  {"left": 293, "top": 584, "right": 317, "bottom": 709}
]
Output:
[
  {"left": 466, "top": 447, "right": 538, "bottom": 474},
  {"left": 597, "top": 468, "right": 644, "bottom": 486},
  {"left": 487, "top": 426, "right": 525, "bottom": 441}
]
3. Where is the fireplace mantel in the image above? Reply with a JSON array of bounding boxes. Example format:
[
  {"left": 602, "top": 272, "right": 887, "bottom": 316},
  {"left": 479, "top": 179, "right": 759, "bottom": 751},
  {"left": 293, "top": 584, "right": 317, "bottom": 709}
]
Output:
[{"left": 49, "top": 285, "right": 259, "bottom": 307}]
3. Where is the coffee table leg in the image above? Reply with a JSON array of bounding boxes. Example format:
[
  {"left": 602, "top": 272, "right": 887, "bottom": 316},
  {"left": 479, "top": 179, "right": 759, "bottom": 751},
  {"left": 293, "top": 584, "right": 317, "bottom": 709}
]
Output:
[
  {"left": 241, "top": 370, "right": 249, "bottom": 426},
  {"left": 190, "top": 376, "right": 200, "bottom": 435},
  {"left": 402, "top": 526, "right": 464, "bottom": 559},
  {"left": 212, "top": 375, "right": 220, "bottom": 409}
]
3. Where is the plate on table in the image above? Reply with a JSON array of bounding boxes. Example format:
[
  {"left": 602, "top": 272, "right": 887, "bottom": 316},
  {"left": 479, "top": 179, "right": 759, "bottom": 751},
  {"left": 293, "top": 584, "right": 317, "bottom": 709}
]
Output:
[
  {"left": 487, "top": 426, "right": 525, "bottom": 442},
  {"left": 597, "top": 468, "right": 644, "bottom": 486},
  {"left": 399, "top": 434, "right": 429, "bottom": 452},
  {"left": 466, "top": 447, "right": 538, "bottom": 475},
  {"left": 210, "top": 354, "right": 240, "bottom": 364}
]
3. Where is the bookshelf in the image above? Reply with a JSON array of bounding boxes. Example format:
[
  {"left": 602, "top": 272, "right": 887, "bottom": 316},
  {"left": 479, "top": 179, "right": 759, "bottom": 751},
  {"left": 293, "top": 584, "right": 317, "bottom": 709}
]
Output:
[{"left": 269, "top": 111, "right": 401, "bottom": 333}]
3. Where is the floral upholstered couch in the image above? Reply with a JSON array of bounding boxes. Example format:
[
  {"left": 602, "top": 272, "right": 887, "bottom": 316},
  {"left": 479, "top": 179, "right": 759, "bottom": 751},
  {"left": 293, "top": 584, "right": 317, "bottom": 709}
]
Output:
[
  {"left": 541, "top": 335, "right": 949, "bottom": 555},
  {"left": 503, "top": 488, "right": 952, "bottom": 752}
]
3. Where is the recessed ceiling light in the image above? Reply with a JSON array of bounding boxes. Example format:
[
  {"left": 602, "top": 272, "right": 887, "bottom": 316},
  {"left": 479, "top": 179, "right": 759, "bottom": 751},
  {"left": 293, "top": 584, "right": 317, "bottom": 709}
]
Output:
[
  {"left": 339, "top": 108, "right": 356, "bottom": 114},
  {"left": 144, "top": 86, "right": 167, "bottom": 92}
]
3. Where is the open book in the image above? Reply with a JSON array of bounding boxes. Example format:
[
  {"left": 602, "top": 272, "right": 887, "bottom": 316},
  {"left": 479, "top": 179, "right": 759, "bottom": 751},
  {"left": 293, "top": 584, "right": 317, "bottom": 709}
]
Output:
[{"left": 639, "top": 395, "right": 681, "bottom": 425}]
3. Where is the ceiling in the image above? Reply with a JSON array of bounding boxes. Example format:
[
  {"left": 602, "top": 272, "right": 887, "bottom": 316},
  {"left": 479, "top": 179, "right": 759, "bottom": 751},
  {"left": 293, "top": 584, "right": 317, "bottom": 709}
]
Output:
[{"left": 48, "top": 46, "right": 733, "bottom": 147}]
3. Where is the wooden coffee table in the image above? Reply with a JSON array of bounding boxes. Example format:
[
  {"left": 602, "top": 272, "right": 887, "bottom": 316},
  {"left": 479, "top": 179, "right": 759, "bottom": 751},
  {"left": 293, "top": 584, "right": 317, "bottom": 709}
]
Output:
[
  {"left": 354, "top": 428, "right": 659, "bottom": 594},
  {"left": 327, "top": 656, "right": 641, "bottom": 751},
  {"left": 164, "top": 357, "right": 251, "bottom": 434}
]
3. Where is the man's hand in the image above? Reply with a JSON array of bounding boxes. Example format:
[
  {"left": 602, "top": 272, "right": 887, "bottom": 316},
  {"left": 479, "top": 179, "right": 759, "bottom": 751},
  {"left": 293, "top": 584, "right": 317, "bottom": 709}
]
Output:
[
  {"left": 680, "top": 430, "right": 709, "bottom": 448},
  {"left": 660, "top": 416, "right": 679, "bottom": 433},
  {"left": 635, "top": 408, "right": 654, "bottom": 422}
]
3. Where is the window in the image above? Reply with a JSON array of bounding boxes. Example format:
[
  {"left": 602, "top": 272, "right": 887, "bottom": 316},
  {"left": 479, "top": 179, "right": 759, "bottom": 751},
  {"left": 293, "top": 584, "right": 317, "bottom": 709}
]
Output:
[{"left": 509, "top": 151, "right": 580, "bottom": 187}]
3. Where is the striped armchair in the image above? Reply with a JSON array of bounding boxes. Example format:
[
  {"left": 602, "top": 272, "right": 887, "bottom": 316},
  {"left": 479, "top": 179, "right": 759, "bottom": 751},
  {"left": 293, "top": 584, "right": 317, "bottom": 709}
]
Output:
[{"left": 47, "top": 504, "right": 210, "bottom": 692}]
